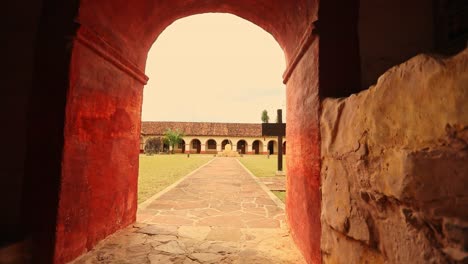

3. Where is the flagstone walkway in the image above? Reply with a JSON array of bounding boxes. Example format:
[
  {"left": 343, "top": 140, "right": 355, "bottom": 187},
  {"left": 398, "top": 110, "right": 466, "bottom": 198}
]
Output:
[{"left": 73, "top": 158, "right": 306, "bottom": 264}]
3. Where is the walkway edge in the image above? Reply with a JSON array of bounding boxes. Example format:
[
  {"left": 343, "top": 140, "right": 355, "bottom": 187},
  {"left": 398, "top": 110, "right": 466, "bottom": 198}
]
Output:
[
  {"left": 138, "top": 158, "right": 216, "bottom": 210},
  {"left": 235, "top": 159, "right": 285, "bottom": 210}
]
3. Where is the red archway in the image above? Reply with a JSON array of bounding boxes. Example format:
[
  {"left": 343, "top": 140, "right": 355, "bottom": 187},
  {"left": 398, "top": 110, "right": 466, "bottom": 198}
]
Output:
[
  {"left": 25, "top": 1, "right": 363, "bottom": 263},
  {"left": 60, "top": 5, "right": 322, "bottom": 261}
]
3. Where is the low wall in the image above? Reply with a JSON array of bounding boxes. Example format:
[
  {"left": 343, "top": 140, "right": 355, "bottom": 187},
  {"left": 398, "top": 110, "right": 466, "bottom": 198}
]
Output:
[{"left": 320, "top": 49, "right": 467, "bottom": 263}]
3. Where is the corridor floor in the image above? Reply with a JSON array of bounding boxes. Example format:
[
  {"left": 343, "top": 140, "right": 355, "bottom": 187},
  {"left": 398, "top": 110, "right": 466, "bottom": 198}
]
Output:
[{"left": 73, "top": 158, "right": 306, "bottom": 264}]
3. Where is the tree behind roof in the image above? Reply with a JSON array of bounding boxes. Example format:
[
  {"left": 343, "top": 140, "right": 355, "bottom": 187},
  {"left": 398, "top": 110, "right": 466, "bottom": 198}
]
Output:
[{"left": 261, "top": 110, "right": 270, "bottom": 123}]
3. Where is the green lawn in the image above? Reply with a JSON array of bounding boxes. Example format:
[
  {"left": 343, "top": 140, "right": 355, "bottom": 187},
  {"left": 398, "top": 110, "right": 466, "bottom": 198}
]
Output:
[
  {"left": 237, "top": 155, "right": 286, "bottom": 177},
  {"left": 238, "top": 155, "right": 287, "bottom": 202},
  {"left": 272, "top": 191, "right": 286, "bottom": 203},
  {"left": 138, "top": 154, "right": 213, "bottom": 203}
]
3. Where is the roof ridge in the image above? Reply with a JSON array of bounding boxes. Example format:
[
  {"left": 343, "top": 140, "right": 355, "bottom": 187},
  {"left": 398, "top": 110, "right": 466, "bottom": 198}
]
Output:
[
  {"left": 141, "top": 121, "right": 261, "bottom": 125},
  {"left": 141, "top": 121, "right": 263, "bottom": 137}
]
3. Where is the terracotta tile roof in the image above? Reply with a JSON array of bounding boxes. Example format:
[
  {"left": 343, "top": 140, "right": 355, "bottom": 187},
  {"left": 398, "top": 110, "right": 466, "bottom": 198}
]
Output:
[{"left": 141, "top": 122, "right": 262, "bottom": 137}]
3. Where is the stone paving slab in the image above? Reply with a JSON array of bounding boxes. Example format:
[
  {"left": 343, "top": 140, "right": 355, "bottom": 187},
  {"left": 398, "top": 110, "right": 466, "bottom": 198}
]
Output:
[
  {"left": 258, "top": 177, "right": 286, "bottom": 191},
  {"left": 72, "top": 158, "right": 305, "bottom": 264}
]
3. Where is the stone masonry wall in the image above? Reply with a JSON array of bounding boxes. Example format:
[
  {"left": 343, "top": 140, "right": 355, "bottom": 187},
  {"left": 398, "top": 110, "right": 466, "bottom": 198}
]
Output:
[{"left": 320, "top": 48, "right": 468, "bottom": 263}]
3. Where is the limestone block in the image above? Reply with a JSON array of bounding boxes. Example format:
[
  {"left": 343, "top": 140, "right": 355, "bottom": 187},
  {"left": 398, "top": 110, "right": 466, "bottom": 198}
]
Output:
[
  {"left": 346, "top": 211, "right": 370, "bottom": 244},
  {"left": 154, "top": 240, "right": 186, "bottom": 255},
  {"left": 320, "top": 49, "right": 468, "bottom": 263},
  {"left": 404, "top": 146, "right": 468, "bottom": 218},
  {"left": 376, "top": 206, "right": 450, "bottom": 264},
  {"left": 321, "top": 224, "right": 384, "bottom": 264},
  {"left": 321, "top": 158, "right": 351, "bottom": 232},
  {"left": 321, "top": 49, "right": 468, "bottom": 157}
]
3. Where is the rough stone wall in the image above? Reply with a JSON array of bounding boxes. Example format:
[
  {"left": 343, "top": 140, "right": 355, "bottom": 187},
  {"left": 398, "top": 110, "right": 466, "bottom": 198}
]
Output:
[{"left": 320, "top": 49, "right": 468, "bottom": 263}]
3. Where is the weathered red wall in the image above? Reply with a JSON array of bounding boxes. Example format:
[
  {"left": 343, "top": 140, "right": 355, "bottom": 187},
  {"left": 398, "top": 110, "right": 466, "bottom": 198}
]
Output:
[
  {"left": 286, "top": 40, "right": 321, "bottom": 264},
  {"left": 54, "top": 28, "right": 144, "bottom": 263}
]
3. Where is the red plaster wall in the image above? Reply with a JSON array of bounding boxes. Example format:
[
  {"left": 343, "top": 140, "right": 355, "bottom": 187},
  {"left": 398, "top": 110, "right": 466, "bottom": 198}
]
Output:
[
  {"left": 286, "top": 40, "right": 322, "bottom": 264},
  {"left": 54, "top": 33, "right": 144, "bottom": 263}
]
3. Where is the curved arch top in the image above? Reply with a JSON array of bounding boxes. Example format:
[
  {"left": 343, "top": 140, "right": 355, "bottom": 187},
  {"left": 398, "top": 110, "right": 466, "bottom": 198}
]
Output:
[{"left": 77, "top": 0, "right": 318, "bottom": 66}]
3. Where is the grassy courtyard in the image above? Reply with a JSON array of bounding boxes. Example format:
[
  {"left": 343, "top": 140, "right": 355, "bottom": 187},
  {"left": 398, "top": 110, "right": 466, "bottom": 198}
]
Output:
[
  {"left": 237, "top": 155, "right": 287, "bottom": 177},
  {"left": 272, "top": 191, "right": 286, "bottom": 202},
  {"left": 138, "top": 154, "right": 213, "bottom": 203},
  {"left": 238, "top": 155, "right": 287, "bottom": 202}
]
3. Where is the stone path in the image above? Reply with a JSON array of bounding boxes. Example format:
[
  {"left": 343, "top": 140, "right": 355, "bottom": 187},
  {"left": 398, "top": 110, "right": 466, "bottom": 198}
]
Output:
[
  {"left": 73, "top": 158, "right": 305, "bottom": 264},
  {"left": 258, "top": 177, "right": 286, "bottom": 191}
]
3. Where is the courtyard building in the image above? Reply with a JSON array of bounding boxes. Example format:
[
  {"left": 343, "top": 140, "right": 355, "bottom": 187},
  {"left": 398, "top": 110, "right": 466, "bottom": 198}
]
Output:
[{"left": 141, "top": 121, "right": 286, "bottom": 155}]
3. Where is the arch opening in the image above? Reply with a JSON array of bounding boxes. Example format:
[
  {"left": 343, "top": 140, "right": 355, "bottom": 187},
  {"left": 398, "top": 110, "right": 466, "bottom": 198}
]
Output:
[
  {"left": 252, "top": 140, "right": 263, "bottom": 155},
  {"left": 205, "top": 139, "right": 218, "bottom": 154},
  {"left": 236, "top": 140, "right": 247, "bottom": 154},
  {"left": 221, "top": 139, "right": 230, "bottom": 150},
  {"left": 267, "top": 140, "right": 278, "bottom": 155},
  {"left": 142, "top": 13, "right": 286, "bottom": 123},
  {"left": 178, "top": 139, "right": 186, "bottom": 153},
  {"left": 191, "top": 139, "right": 201, "bottom": 154},
  {"left": 206, "top": 139, "right": 217, "bottom": 150},
  {"left": 40, "top": 3, "right": 323, "bottom": 264}
]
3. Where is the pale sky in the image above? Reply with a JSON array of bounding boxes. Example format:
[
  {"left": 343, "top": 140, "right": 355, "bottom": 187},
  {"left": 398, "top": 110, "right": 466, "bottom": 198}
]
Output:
[{"left": 142, "top": 13, "right": 286, "bottom": 123}]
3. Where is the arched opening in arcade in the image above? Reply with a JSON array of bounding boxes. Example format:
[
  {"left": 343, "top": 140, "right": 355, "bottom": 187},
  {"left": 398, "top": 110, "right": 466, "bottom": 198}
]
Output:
[
  {"left": 252, "top": 140, "right": 263, "bottom": 155},
  {"left": 178, "top": 139, "right": 186, "bottom": 153},
  {"left": 206, "top": 139, "right": 217, "bottom": 154},
  {"left": 221, "top": 139, "right": 230, "bottom": 150},
  {"left": 162, "top": 142, "right": 170, "bottom": 153},
  {"left": 267, "top": 140, "right": 278, "bottom": 155},
  {"left": 191, "top": 139, "right": 201, "bottom": 154},
  {"left": 236, "top": 140, "right": 247, "bottom": 154}
]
